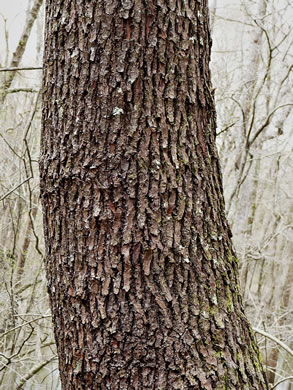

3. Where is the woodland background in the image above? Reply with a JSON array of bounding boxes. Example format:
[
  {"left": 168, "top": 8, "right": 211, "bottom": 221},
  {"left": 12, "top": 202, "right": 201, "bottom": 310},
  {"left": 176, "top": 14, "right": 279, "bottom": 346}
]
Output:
[{"left": 0, "top": 0, "right": 292, "bottom": 388}]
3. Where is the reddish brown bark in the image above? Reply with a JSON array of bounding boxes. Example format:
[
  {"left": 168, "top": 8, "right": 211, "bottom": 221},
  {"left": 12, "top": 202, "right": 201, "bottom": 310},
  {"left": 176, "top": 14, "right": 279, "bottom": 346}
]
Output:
[{"left": 40, "top": 1, "right": 269, "bottom": 389}]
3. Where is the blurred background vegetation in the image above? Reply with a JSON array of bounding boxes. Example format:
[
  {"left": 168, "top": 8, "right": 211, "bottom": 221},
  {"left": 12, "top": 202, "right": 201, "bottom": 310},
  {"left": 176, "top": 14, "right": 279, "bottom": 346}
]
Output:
[{"left": 0, "top": 0, "right": 292, "bottom": 388}]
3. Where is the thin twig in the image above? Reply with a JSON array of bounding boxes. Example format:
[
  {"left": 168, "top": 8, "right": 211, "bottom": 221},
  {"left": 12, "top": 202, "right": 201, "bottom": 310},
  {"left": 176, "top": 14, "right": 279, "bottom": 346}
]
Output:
[
  {"left": 0, "top": 327, "right": 34, "bottom": 363},
  {"left": 217, "top": 121, "right": 237, "bottom": 136},
  {"left": 0, "top": 0, "right": 43, "bottom": 102},
  {"left": 0, "top": 66, "right": 42, "bottom": 72},
  {"left": 270, "top": 376, "right": 293, "bottom": 389},
  {"left": 0, "top": 316, "right": 52, "bottom": 340},
  {"left": 0, "top": 177, "right": 33, "bottom": 202},
  {"left": 248, "top": 103, "right": 293, "bottom": 147},
  {"left": 15, "top": 355, "right": 56, "bottom": 390},
  {"left": 253, "top": 327, "right": 293, "bottom": 357},
  {"left": 5, "top": 88, "right": 39, "bottom": 94}
]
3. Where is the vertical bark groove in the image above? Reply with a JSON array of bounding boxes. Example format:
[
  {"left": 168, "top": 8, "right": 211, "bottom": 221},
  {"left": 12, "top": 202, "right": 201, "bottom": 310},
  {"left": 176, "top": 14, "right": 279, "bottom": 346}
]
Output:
[{"left": 40, "top": 1, "right": 268, "bottom": 389}]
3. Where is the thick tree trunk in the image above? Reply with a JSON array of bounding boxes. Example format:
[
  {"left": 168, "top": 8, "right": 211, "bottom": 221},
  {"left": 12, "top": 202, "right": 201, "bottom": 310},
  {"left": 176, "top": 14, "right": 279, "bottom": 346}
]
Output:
[{"left": 40, "top": 1, "right": 268, "bottom": 389}]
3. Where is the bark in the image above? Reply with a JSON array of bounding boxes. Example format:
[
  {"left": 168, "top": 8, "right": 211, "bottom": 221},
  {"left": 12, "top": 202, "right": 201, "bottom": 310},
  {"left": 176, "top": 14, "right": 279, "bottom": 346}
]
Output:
[{"left": 40, "top": 1, "right": 268, "bottom": 389}]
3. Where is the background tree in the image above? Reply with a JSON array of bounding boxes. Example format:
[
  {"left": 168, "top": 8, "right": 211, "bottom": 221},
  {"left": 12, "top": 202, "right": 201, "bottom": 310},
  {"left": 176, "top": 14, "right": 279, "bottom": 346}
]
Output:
[
  {"left": 0, "top": 1, "right": 58, "bottom": 389},
  {"left": 210, "top": 0, "right": 293, "bottom": 386},
  {"left": 40, "top": 1, "right": 268, "bottom": 389}
]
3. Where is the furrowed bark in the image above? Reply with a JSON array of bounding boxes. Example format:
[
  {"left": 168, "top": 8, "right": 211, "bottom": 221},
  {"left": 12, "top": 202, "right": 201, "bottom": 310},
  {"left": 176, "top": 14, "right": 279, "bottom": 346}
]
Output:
[{"left": 40, "top": 1, "right": 269, "bottom": 389}]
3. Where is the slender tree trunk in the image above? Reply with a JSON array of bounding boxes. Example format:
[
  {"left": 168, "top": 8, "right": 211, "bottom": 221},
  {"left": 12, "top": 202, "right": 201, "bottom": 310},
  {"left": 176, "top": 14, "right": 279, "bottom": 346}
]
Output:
[
  {"left": 0, "top": 0, "right": 43, "bottom": 103},
  {"left": 267, "top": 262, "right": 293, "bottom": 385},
  {"left": 15, "top": 196, "right": 38, "bottom": 286},
  {"left": 40, "top": 1, "right": 269, "bottom": 389}
]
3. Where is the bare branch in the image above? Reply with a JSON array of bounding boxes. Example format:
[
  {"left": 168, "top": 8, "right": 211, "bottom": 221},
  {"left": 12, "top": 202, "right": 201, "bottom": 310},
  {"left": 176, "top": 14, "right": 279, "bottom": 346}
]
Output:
[
  {"left": 0, "top": 0, "right": 43, "bottom": 102},
  {"left": 5, "top": 88, "right": 39, "bottom": 94},
  {"left": 217, "top": 121, "right": 238, "bottom": 136},
  {"left": 15, "top": 355, "right": 56, "bottom": 390},
  {"left": 0, "top": 67, "right": 42, "bottom": 72},
  {"left": 0, "top": 177, "right": 33, "bottom": 202},
  {"left": 246, "top": 20, "right": 273, "bottom": 147},
  {"left": 253, "top": 328, "right": 293, "bottom": 358},
  {"left": 214, "top": 14, "right": 254, "bottom": 27},
  {"left": 248, "top": 103, "right": 293, "bottom": 147},
  {"left": 270, "top": 376, "right": 293, "bottom": 390},
  {"left": 0, "top": 316, "right": 52, "bottom": 340}
]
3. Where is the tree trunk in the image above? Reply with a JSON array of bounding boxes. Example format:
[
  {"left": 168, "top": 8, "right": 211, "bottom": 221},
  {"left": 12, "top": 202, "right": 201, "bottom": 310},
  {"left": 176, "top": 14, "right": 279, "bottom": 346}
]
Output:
[{"left": 40, "top": 1, "right": 268, "bottom": 389}]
